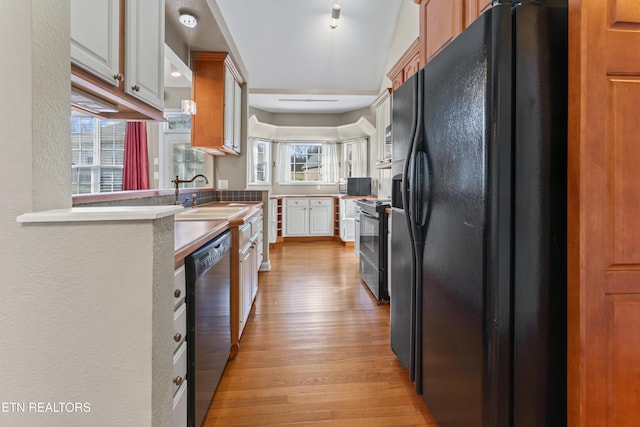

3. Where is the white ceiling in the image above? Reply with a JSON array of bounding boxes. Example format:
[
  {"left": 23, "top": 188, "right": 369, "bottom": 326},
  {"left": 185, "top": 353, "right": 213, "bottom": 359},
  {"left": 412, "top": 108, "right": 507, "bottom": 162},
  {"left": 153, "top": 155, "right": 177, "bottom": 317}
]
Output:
[{"left": 165, "top": 0, "right": 402, "bottom": 114}]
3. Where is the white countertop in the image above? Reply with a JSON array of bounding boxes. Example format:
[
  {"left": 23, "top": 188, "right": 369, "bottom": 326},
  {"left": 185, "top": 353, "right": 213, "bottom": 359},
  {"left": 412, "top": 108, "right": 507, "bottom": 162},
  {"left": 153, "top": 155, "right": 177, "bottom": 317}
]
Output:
[{"left": 16, "top": 206, "right": 185, "bottom": 223}]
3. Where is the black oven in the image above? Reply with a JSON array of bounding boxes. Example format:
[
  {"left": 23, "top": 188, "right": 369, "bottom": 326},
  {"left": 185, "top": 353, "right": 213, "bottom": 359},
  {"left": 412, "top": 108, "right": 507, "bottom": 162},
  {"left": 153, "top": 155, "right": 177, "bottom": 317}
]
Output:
[{"left": 355, "top": 199, "right": 390, "bottom": 302}]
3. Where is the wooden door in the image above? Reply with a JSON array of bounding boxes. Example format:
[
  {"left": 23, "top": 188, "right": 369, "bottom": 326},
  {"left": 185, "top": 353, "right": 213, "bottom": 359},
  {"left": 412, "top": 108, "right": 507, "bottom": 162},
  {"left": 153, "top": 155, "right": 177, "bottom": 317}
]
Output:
[{"left": 568, "top": 0, "right": 640, "bottom": 426}]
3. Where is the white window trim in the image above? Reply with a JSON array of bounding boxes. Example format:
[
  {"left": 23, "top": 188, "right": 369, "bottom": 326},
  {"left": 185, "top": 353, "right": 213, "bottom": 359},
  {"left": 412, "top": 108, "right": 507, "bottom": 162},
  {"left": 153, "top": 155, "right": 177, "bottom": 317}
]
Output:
[
  {"left": 247, "top": 137, "right": 272, "bottom": 187},
  {"left": 71, "top": 114, "right": 124, "bottom": 194},
  {"left": 276, "top": 141, "right": 338, "bottom": 185}
]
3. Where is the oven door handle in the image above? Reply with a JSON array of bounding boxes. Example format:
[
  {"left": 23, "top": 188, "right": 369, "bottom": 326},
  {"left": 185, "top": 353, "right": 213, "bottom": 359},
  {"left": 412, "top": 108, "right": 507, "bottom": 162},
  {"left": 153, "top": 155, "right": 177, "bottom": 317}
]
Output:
[{"left": 360, "top": 210, "right": 378, "bottom": 220}]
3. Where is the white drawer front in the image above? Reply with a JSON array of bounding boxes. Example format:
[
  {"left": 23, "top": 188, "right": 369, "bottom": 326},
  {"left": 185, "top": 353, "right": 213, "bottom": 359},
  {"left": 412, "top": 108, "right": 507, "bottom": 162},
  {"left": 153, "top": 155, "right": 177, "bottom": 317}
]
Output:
[
  {"left": 172, "top": 379, "right": 188, "bottom": 427},
  {"left": 285, "top": 198, "right": 308, "bottom": 207},
  {"left": 174, "top": 265, "right": 186, "bottom": 309},
  {"left": 253, "top": 219, "right": 263, "bottom": 237},
  {"left": 309, "top": 198, "right": 332, "bottom": 207},
  {"left": 173, "top": 341, "right": 187, "bottom": 395},
  {"left": 240, "top": 223, "right": 251, "bottom": 246},
  {"left": 173, "top": 303, "right": 187, "bottom": 353}
]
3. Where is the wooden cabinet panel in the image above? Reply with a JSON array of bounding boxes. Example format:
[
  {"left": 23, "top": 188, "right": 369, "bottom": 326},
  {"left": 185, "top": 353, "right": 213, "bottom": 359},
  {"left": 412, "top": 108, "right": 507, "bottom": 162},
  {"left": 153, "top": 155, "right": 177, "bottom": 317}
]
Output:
[
  {"left": 421, "top": 0, "right": 464, "bottom": 64},
  {"left": 192, "top": 52, "right": 243, "bottom": 155},
  {"left": 464, "top": 0, "right": 492, "bottom": 28},
  {"left": 403, "top": 53, "right": 420, "bottom": 80},
  {"left": 387, "top": 38, "right": 420, "bottom": 91},
  {"left": 609, "top": 297, "right": 640, "bottom": 427},
  {"left": 567, "top": 0, "right": 640, "bottom": 426},
  {"left": 609, "top": 79, "right": 640, "bottom": 264}
]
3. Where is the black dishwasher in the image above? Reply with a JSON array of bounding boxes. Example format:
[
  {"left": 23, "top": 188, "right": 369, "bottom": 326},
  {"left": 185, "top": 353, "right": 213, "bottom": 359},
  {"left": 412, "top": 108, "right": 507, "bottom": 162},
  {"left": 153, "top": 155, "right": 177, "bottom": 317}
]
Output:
[{"left": 184, "top": 230, "right": 231, "bottom": 427}]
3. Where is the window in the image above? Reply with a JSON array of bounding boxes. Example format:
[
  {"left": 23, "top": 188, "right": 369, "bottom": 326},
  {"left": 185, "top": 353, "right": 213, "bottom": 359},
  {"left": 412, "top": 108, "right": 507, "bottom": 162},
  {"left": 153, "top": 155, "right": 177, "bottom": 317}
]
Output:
[
  {"left": 290, "top": 143, "right": 322, "bottom": 182},
  {"left": 247, "top": 138, "right": 271, "bottom": 186},
  {"left": 71, "top": 113, "right": 125, "bottom": 194},
  {"left": 342, "top": 137, "right": 368, "bottom": 178},
  {"left": 276, "top": 142, "right": 338, "bottom": 184},
  {"left": 342, "top": 142, "right": 353, "bottom": 178},
  {"left": 162, "top": 112, "right": 206, "bottom": 189}
]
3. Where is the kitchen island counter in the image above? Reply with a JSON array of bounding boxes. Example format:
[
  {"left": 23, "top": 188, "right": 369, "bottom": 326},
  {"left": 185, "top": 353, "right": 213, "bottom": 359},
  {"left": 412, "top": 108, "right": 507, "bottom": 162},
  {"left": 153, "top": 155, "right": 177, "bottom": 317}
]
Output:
[{"left": 174, "top": 202, "right": 263, "bottom": 262}]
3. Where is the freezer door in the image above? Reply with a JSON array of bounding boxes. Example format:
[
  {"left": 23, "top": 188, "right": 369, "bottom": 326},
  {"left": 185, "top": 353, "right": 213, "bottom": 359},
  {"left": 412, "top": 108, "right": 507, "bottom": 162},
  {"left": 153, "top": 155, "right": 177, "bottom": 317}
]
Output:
[{"left": 389, "top": 208, "right": 413, "bottom": 369}]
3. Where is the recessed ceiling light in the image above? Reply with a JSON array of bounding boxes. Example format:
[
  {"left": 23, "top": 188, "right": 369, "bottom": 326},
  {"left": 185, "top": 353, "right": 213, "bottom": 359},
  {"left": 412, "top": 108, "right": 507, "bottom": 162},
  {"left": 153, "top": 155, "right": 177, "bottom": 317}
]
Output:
[
  {"left": 179, "top": 12, "right": 198, "bottom": 28},
  {"left": 170, "top": 69, "right": 182, "bottom": 78},
  {"left": 278, "top": 98, "right": 339, "bottom": 103}
]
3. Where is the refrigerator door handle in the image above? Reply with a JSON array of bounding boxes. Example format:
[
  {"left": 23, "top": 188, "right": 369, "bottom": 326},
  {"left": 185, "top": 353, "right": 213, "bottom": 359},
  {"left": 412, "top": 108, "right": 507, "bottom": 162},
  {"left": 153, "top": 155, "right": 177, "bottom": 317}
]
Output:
[{"left": 414, "top": 151, "right": 430, "bottom": 230}]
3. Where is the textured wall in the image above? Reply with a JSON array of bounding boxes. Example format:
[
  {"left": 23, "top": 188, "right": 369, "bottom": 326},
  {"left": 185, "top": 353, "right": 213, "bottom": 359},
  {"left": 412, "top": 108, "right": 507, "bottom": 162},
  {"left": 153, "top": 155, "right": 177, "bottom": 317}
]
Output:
[{"left": 0, "top": 2, "right": 173, "bottom": 425}]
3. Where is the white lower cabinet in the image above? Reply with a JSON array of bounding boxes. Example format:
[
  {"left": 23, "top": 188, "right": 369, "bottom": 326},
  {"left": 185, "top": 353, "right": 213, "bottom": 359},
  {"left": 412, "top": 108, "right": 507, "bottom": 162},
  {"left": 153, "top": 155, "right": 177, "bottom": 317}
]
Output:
[
  {"left": 239, "top": 239, "right": 253, "bottom": 334},
  {"left": 173, "top": 342, "right": 187, "bottom": 395},
  {"left": 173, "top": 265, "right": 187, "bottom": 426},
  {"left": 172, "top": 380, "right": 188, "bottom": 427},
  {"left": 238, "top": 209, "right": 263, "bottom": 338},
  {"left": 339, "top": 198, "right": 356, "bottom": 242},
  {"left": 284, "top": 198, "right": 333, "bottom": 236}
]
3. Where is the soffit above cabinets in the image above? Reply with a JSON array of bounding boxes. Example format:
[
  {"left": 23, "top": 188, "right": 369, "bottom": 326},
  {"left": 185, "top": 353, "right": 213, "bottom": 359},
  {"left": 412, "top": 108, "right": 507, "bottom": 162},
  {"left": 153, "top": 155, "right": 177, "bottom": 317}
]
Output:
[{"left": 248, "top": 115, "right": 375, "bottom": 141}]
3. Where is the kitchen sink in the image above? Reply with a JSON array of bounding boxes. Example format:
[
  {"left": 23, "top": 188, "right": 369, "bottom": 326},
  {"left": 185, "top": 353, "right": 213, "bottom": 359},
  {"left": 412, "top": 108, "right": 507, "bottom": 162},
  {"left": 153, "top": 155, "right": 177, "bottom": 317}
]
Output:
[{"left": 174, "top": 205, "right": 249, "bottom": 220}]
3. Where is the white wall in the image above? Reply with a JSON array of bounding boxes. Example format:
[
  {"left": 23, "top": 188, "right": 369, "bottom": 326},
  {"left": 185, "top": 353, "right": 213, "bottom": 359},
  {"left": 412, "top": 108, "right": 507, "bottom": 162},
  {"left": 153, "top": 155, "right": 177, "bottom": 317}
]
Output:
[
  {"left": 0, "top": 3, "right": 173, "bottom": 425},
  {"left": 379, "top": 0, "right": 420, "bottom": 93}
]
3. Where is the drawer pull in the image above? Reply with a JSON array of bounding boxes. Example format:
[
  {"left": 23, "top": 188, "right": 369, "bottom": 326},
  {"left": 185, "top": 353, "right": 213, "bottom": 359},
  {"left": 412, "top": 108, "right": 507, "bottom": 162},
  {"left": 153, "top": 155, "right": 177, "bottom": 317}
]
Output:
[
  {"left": 131, "top": 84, "right": 140, "bottom": 92},
  {"left": 113, "top": 73, "right": 124, "bottom": 82},
  {"left": 174, "top": 289, "right": 182, "bottom": 298},
  {"left": 174, "top": 376, "right": 184, "bottom": 386},
  {"left": 174, "top": 333, "right": 182, "bottom": 342}
]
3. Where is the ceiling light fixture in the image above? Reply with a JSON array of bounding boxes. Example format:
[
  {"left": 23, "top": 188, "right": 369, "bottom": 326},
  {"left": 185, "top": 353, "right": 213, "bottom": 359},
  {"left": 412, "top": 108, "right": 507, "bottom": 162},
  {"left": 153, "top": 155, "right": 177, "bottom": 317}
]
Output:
[
  {"left": 278, "top": 98, "right": 339, "bottom": 103},
  {"left": 330, "top": 2, "right": 341, "bottom": 29},
  {"left": 179, "top": 11, "right": 198, "bottom": 28},
  {"left": 170, "top": 69, "right": 182, "bottom": 78},
  {"left": 179, "top": 8, "right": 197, "bottom": 115}
]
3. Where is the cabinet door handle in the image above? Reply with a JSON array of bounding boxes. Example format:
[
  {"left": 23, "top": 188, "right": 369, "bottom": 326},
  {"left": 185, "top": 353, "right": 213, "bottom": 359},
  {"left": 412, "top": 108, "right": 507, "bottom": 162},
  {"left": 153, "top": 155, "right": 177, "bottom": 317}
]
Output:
[
  {"left": 173, "top": 333, "right": 182, "bottom": 342},
  {"left": 113, "top": 73, "right": 124, "bottom": 82},
  {"left": 131, "top": 84, "right": 140, "bottom": 92},
  {"left": 174, "top": 289, "right": 181, "bottom": 298},
  {"left": 173, "top": 376, "right": 184, "bottom": 386}
]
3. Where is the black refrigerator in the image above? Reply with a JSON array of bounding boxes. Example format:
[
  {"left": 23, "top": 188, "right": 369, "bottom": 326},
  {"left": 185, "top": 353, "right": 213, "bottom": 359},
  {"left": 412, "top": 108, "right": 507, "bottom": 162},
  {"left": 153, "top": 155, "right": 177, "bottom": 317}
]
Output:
[{"left": 390, "top": 1, "right": 568, "bottom": 426}]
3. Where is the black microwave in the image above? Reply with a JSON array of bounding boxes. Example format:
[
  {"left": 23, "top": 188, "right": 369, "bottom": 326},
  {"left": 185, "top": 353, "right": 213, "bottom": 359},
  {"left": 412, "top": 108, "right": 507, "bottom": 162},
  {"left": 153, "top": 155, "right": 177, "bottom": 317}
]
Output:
[{"left": 347, "top": 177, "right": 372, "bottom": 196}]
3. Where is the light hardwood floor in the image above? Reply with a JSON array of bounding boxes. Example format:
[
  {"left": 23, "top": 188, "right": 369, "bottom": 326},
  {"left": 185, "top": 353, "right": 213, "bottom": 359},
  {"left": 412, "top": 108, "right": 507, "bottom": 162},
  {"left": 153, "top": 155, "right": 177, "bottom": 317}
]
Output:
[{"left": 204, "top": 240, "right": 438, "bottom": 426}]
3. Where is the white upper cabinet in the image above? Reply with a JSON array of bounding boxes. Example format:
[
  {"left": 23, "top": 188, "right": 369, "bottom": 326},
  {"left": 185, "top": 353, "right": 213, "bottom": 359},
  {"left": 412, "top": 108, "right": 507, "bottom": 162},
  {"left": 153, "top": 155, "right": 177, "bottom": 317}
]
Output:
[
  {"left": 70, "top": 0, "right": 120, "bottom": 87},
  {"left": 374, "top": 90, "right": 392, "bottom": 166},
  {"left": 233, "top": 82, "right": 242, "bottom": 153},
  {"left": 125, "top": 0, "right": 165, "bottom": 110},
  {"left": 70, "top": 0, "right": 165, "bottom": 118},
  {"left": 224, "top": 66, "right": 242, "bottom": 154}
]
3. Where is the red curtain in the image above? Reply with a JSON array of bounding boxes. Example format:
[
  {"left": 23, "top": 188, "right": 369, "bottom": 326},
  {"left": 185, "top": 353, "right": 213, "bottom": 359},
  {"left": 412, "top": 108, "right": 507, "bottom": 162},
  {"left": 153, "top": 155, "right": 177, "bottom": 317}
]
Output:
[{"left": 122, "top": 122, "right": 150, "bottom": 191}]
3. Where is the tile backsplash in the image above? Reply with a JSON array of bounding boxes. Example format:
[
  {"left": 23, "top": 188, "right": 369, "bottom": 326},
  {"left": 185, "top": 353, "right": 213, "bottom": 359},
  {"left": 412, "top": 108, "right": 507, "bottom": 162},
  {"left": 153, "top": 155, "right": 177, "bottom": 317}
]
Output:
[{"left": 74, "top": 190, "right": 266, "bottom": 208}]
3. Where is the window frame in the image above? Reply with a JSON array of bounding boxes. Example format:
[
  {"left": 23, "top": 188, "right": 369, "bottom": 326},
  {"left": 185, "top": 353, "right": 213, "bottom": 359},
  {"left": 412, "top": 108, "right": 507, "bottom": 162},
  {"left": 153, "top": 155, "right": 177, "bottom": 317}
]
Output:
[
  {"left": 160, "top": 111, "right": 207, "bottom": 190},
  {"left": 71, "top": 113, "right": 125, "bottom": 195},
  {"left": 247, "top": 137, "right": 272, "bottom": 187},
  {"left": 277, "top": 141, "right": 339, "bottom": 185}
]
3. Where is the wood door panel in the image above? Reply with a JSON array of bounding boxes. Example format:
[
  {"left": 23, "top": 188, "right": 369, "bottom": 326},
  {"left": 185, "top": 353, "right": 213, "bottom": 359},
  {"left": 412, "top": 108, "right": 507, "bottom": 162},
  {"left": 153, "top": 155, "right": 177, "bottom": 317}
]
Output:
[
  {"left": 568, "top": 0, "right": 640, "bottom": 425},
  {"left": 609, "top": 0, "right": 640, "bottom": 24},
  {"left": 606, "top": 31, "right": 640, "bottom": 72},
  {"left": 609, "top": 78, "right": 640, "bottom": 265},
  {"left": 609, "top": 296, "right": 640, "bottom": 427}
]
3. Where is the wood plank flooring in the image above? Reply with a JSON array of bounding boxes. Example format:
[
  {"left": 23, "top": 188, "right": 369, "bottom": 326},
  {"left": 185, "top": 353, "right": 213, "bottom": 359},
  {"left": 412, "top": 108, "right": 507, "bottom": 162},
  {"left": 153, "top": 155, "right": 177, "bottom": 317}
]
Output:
[{"left": 204, "top": 240, "right": 438, "bottom": 426}]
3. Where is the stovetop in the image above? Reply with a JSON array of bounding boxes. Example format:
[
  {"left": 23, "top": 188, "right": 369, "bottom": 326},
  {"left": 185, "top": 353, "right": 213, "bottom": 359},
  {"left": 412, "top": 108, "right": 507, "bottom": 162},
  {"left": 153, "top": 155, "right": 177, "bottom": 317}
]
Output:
[{"left": 355, "top": 198, "right": 391, "bottom": 213}]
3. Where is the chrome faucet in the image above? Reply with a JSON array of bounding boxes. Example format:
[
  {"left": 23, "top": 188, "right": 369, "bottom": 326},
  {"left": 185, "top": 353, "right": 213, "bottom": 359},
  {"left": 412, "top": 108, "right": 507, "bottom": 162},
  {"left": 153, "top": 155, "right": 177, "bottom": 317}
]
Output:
[{"left": 171, "top": 174, "right": 209, "bottom": 205}]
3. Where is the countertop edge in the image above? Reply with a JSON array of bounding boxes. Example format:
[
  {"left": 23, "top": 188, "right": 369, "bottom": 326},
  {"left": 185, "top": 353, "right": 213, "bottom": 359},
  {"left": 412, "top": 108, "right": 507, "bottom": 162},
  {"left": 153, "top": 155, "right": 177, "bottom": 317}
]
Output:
[{"left": 17, "top": 206, "right": 185, "bottom": 223}]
